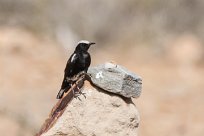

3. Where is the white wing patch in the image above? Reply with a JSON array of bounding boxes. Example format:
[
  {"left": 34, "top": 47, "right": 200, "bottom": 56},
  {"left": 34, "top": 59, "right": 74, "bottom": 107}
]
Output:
[{"left": 71, "top": 53, "right": 77, "bottom": 62}]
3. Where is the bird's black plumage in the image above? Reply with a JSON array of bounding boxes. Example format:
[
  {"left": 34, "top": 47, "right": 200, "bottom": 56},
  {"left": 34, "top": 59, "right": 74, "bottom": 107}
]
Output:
[{"left": 56, "top": 40, "right": 95, "bottom": 99}]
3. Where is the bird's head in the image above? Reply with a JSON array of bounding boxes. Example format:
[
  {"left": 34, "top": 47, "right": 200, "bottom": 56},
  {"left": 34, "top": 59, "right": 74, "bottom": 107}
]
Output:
[{"left": 75, "top": 40, "right": 95, "bottom": 51}]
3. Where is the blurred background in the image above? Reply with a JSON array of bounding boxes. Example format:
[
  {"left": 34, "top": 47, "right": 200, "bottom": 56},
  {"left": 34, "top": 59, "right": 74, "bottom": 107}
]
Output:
[{"left": 0, "top": 0, "right": 204, "bottom": 136}]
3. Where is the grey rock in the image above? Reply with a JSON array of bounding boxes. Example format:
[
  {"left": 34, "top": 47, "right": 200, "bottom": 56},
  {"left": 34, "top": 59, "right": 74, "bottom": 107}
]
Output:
[{"left": 88, "top": 62, "right": 142, "bottom": 98}]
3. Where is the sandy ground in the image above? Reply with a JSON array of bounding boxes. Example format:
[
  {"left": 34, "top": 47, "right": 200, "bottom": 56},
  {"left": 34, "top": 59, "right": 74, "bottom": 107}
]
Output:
[{"left": 0, "top": 28, "right": 204, "bottom": 136}]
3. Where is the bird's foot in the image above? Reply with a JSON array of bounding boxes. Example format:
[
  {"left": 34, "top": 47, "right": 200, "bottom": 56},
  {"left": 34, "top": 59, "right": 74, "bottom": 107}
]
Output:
[
  {"left": 75, "top": 91, "right": 86, "bottom": 99},
  {"left": 81, "top": 92, "right": 86, "bottom": 99},
  {"left": 74, "top": 93, "right": 82, "bottom": 101},
  {"left": 74, "top": 85, "right": 86, "bottom": 99},
  {"left": 74, "top": 93, "right": 86, "bottom": 100}
]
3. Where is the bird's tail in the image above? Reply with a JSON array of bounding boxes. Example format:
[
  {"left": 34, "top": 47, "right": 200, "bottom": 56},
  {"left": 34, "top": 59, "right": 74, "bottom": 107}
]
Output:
[
  {"left": 56, "top": 84, "right": 71, "bottom": 99},
  {"left": 56, "top": 89, "right": 65, "bottom": 99}
]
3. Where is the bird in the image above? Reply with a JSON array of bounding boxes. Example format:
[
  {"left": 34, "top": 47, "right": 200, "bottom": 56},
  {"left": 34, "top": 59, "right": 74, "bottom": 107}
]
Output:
[{"left": 56, "top": 40, "right": 95, "bottom": 99}]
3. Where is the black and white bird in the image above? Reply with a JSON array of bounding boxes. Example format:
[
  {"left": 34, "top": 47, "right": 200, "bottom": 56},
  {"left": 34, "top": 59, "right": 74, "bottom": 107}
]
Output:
[{"left": 56, "top": 40, "right": 95, "bottom": 99}]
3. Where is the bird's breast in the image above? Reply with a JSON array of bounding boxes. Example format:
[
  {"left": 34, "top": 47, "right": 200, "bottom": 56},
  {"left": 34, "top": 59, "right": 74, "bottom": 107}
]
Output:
[{"left": 78, "top": 53, "right": 90, "bottom": 67}]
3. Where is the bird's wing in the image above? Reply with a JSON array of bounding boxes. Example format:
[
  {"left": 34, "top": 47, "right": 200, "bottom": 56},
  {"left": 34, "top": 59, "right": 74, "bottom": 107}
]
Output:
[
  {"left": 70, "top": 53, "right": 78, "bottom": 63},
  {"left": 64, "top": 53, "right": 79, "bottom": 75},
  {"left": 58, "top": 53, "right": 79, "bottom": 98}
]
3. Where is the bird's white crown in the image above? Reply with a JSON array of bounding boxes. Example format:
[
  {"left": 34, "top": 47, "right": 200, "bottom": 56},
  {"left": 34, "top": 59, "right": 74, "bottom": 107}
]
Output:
[{"left": 78, "top": 40, "right": 90, "bottom": 45}]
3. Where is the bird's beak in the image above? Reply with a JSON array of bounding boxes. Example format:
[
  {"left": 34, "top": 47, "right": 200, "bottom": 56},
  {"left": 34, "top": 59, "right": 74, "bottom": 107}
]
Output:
[{"left": 89, "top": 42, "right": 95, "bottom": 46}]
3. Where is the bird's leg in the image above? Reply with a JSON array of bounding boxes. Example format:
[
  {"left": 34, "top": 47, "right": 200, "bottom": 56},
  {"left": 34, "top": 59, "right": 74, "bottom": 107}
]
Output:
[
  {"left": 69, "top": 82, "right": 81, "bottom": 100},
  {"left": 75, "top": 83, "right": 86, "bottom": 99},
  {"left": 73, "top": 85, "right": 81, "bottom": 101},
  {"left": 76, "top": 84, "right": 80, "bottom": 91},
  {"left": 73, "top": 82, "right": 82, "bottom": 94},
  {"left": 74, "top": 83, "right": 81, "bottom": 93},
  {"left": 73, "top": 78, "right": 87, "bottom": 99},
  {"left": 70, "top": 83, "right": 76, "bottom": 97},
  {"left": 66, "top": 76, "right": 82, "bottom": 99}
]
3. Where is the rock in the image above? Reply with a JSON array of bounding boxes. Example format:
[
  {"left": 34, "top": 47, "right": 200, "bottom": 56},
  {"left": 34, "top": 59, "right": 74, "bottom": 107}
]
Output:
[
  {"left": 41, "top": 82, "right": 140, "bottom": 136},
  {"left": 88, "top": 62, "right": 142, "bottom": 98}
]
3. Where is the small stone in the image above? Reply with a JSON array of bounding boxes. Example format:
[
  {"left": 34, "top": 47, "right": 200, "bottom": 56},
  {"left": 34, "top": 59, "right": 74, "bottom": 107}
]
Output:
[{"left": 88, "top": 62, "right": 142, "bottom": 98}]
